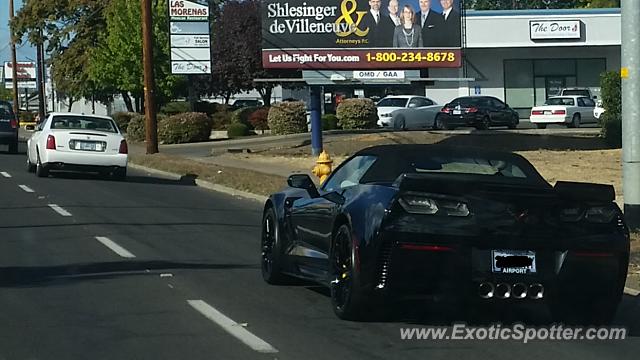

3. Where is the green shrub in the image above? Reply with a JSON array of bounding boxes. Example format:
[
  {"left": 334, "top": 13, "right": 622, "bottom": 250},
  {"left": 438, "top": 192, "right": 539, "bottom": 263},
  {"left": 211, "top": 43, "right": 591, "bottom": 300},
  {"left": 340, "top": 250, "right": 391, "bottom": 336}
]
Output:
[
  {"left": 267, "top": 101, "right": 307, "bottom": 135},
  {"left": 18, "top": 111, "right": 36, "bottom": 123},
  {"left": 249, "top": 107, "right": 270, "bottom": 131},
  {"left": 112, "top": 111, "right": 136, "bottom": 133},
  {"left": 212, "top": 111, "right": 233, "bottom": 130},
  {"left": 336, "top": 98, "right": 378, "bottom": 130},
  {"left": 126, "top": 114, "right": 168, "bottom": 142},
  {"left": 160, "top": 101, "right": 190, "bottom": 116},
  {"left": 232, "top": 106, "right": 261, "bottom": 130},
  {"left": 126, "top": 114, "right": 146, "bottom": 142},
  {"left": 322, "top": 114, "right": 339, "bottom": 130},
  {"left": 227, "top": 122, "right": 250, "bottom": 138},
  {"left": 599, "top": 71, "right": 622, "bottom": 147},
  {"left": 158, "top": 112, "right": 212, "bottom": 144}
]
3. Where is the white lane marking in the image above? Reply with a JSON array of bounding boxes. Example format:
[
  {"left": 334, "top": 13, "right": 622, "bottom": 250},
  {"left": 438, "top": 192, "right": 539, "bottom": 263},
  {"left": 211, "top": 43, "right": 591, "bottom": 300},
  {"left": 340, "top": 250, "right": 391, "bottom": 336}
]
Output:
[
  {"left": 187, "top": 300, "right": 278, "bottom": 354},
  {"left": 95, "top": 236, "right": 136, "bottom": 258},
  {"left": 18, "top": 185, "right": 35, "bottom": 193},
  {"left": 48, "top": 204, "right": 72, "bottom": 217},
  {"left": 1, "top": 172, "right": 11, "bottom": 178}
]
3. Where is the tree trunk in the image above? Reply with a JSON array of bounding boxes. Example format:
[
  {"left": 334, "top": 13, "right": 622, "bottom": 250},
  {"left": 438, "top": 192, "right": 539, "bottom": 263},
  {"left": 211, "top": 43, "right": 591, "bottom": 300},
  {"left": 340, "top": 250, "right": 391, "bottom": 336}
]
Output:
[
  {"left": 135, "top": 96, "right": 141, "bottom": 113},
  {"left": 122, "top": 92, "right": 134, "bottom": 112},
  {"left": 67, "top": 97, "right": 74, "bottom": 112},
  {"left": 224, "top": 91, "right": 232, "bottom": 105},
  {"left": 259, "top": 87, "right": 272, "bottom": 107}
]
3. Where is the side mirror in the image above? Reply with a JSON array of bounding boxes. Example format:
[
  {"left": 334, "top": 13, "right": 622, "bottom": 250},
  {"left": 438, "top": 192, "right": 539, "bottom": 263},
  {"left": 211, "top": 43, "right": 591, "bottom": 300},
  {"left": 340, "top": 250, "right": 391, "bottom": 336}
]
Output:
[
  {"left": 25, "top": 125, "right": 35, "bottom": 131},
  {"left": 287, "top": 174, "right": 319, "bottom": 198}
]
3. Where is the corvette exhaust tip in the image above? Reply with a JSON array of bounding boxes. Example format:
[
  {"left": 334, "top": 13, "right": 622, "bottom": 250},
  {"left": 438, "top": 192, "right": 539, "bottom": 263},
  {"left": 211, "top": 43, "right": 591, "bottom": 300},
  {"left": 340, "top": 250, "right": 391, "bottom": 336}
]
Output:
[
  {"left": 495, "top": 283, "right": 511, "bottom": 299},
  {"left": 528, "top": 283, "right": 544, "bottom": 299},
  {"left": 512, "top": 283, "right": 528, "bottom": 299},
  {"left": 478, "top": 282, "right": 495, "bottom": 299}
]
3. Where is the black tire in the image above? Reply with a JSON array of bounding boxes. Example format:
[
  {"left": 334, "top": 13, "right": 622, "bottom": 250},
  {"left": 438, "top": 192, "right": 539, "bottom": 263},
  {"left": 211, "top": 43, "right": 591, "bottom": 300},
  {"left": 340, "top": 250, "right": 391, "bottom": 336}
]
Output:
[
  {"left": 433, "top": 115, "right": 444, "bottom": 130},
  {"left": 112, "top": 167, "right": 127, "bottom": 181},
  {"left": 536, "top": 124, "right": 547, "bottom": 129},
  {"left": 507, "top": 114, "right": 519, "bottom": 129},
  {"left": 8, "top": 140, "right": 18, "bottom": 154},
  {"left": 568, "top": 114, "right": 581, "bottom": 128},
  {"left": 394, "top": 116, "right": 406, "bottom": 131},
  {"left": 35, "top": 150, "right": 49, "bottom": 178},
  {"left": 476, "top": 116, "right": 491, "bottom": 130},
  {"left": 330, "top": 223, "right": 368, "bottom": 320},
  {"left": 550, "top": 294, "right": 620, "bottom": 325},
  {"left": 26, "top": 155, "right": 36, "bottom": 173},
  {"left": 261, "top": 206, "right": 289, "bottom": 285}
]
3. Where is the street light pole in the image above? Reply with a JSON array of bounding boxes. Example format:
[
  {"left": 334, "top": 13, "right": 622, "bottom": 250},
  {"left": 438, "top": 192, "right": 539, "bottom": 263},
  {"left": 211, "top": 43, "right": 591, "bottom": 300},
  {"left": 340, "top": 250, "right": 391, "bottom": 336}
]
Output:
[
  {"left": 622, "top": 0, "right": 640, "bottom": 230},
  {"left": 36, "top": 31, "right": 46, "bottom": 121},
  {"left": 9, "top": 0, "right": 19, "bottom": 116},
  {"left": 141, "top": 0, "right": 158, "bottom": 154}
]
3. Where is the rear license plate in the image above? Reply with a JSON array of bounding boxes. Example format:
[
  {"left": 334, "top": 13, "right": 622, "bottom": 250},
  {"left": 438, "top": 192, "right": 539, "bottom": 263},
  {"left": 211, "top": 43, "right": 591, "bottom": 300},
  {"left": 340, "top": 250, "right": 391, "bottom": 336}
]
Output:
[
  {"left": 78, "top": 142, "right": 96, "bottom": 151},
  {"left": 492, "top": 250, "right": 536, "bottom": 274},
  {"left": 453, "top": 110, "right": 462, "bottom": 115}
]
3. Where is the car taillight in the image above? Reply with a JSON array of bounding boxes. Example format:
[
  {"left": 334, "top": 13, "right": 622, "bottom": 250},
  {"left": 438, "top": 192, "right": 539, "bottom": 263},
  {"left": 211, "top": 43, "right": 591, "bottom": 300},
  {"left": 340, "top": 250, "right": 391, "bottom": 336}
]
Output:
[
  {"left": 399, "top": 195, "right": 470, "bottom": 217},
  {"left": 552, "top": 110, "right": 566, "bottom": 115},
  {"left": 119, "top": 139, "right": 128, "bottom": 154},
  {"left": 560, "top": 205, "right": 618, "bottom": 223},
  {"left": 46, "top": 135, "right": 56, "bottom": 150},
  {"left": 440, "top": 107, "right": 451, "bottom": 113},
  {"left": 466, "top": 107, "right": 479, "bottom": 113},
  {"left": 10, "top": 118, "right": 18, "bottom": 129},
  {"left": 531, "top": 110, "right": 544, "bottom": 115}
]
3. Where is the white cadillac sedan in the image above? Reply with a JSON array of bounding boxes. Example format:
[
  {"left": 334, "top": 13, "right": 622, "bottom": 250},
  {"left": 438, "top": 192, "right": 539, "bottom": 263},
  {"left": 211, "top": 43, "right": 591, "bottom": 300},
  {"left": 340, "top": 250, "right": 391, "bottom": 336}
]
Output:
[
  {"left": 529, "top": 96, "right": 597, "bottom": 129},
  {"left": 26, "top": 113, "right": 128, "bottom": 179}
]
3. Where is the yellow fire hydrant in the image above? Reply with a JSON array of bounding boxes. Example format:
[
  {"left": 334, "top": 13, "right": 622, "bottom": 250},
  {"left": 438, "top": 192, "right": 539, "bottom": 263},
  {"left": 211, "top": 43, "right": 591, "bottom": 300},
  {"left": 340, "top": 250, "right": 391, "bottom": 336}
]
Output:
[{"left": 312, "top": 150, "right": 333, "bottom": 184}]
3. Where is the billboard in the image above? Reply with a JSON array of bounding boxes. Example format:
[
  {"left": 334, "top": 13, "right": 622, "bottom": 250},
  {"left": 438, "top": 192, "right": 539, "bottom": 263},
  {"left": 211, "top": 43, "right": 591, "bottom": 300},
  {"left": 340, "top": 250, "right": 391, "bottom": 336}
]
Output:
[
  {"left": 262, "top": 0, "right": 463, "bottom": 70},
  {"left": 169, "top": 0, "right": 212, "bottom": 74},
  {"left": 3, "top": 62, "right": 38, "bottom": 89}
]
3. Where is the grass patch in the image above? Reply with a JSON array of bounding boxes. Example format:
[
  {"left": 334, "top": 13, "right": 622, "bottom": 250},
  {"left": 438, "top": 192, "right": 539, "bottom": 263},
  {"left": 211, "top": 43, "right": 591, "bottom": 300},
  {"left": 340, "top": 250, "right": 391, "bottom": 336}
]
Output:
[{"left": 129, "top": 153, "right": 286, "bottom": 196}]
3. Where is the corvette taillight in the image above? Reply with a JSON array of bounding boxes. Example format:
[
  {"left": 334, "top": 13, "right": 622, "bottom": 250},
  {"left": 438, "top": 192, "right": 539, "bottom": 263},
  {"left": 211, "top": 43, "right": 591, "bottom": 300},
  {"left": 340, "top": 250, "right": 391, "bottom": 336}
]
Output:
[
  {"left": 46, "top": 135, "right": 56, "bottom": 150},
  {"left": 399, "top": 195, "right": 470, "bottom": 217},
  {"left": 119, "top": 140, "right": 128, "bottom": 154},
  {"left": 560, "top": 205, "right": 618, "bottom": 223}
]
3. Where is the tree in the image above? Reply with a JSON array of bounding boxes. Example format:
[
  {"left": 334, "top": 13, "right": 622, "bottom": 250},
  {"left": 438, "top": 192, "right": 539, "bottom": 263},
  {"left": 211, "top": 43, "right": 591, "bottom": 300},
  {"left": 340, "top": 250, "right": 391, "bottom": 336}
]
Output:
[
  {"left": 0, "top": 87, "right": 12, "bottom": 102},
  {"left": 89, "top": 0, "right": 183, "bottom": 112}
]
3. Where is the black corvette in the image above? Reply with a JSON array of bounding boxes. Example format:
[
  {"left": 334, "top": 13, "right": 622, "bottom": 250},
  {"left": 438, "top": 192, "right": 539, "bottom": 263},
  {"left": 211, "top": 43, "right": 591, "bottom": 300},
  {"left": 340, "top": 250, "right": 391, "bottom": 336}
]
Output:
[{"left": 261, "top": 145, "right": 629, "bottom": 323}]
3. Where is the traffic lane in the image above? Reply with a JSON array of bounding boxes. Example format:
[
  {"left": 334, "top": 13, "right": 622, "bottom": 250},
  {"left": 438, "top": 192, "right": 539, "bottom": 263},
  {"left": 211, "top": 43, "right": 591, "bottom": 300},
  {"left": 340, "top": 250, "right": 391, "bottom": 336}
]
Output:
[
  {"left": 5, "top": 154, "right": 639, "bottom": 359},
  {"left": 0, "top": 155, "right": 275, "bottom": 359},
  {"left": 0, "top": 266, "right": 272, "bottom": 360}
]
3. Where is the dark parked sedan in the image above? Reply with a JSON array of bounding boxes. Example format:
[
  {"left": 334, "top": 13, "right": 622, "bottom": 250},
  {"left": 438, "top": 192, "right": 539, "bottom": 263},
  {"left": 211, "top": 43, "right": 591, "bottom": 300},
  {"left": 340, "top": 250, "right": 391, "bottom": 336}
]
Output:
[
  {"left": 261, "top": 145, "right": 629, "bottom": 324},
  {"left": 0, "top": 101, "right": 19, "bottom": 153},
  {"left": 436, "top": 96, "right": 520, "bottom": 130}
]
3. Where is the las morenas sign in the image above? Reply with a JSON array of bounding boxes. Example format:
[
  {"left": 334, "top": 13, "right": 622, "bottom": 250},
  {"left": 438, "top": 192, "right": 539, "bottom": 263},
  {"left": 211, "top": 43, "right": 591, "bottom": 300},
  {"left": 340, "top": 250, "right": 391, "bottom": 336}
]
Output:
[
  {"left": 169, "top": 0, "right": 209, "bottom": 20},
  {"left": 261, "top": 0, "right": 463, "bottom": 70}
]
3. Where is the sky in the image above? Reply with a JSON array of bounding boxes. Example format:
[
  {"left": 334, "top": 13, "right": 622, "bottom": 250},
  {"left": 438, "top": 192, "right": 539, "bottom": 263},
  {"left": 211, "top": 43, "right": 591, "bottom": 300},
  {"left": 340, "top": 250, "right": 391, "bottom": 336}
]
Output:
[{"left": 0, "top": 0, "right": 36, "bottom": 68}]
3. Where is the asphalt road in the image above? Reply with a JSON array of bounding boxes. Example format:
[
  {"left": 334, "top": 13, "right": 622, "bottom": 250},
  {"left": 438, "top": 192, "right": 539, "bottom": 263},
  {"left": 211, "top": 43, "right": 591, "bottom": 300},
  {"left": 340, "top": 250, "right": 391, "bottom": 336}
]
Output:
[{"left": 1, "top": 141, "right": 638, "bottom": 360}]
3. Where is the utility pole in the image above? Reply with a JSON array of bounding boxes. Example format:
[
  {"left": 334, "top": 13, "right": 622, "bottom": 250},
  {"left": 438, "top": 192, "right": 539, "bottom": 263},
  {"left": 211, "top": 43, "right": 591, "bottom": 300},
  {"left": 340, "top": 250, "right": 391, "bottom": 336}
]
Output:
[
  {"left": 36, "top": 32, "right": 46, "bottom": 121},
  {"left": 622, "top": 0, "right": 640, "bottom": 230},
  {"left": 9, "top": 0, "right": 19, "bottom": 116},
  {"left": 141, "top": 0, "right": 158, "bottom": 154}
]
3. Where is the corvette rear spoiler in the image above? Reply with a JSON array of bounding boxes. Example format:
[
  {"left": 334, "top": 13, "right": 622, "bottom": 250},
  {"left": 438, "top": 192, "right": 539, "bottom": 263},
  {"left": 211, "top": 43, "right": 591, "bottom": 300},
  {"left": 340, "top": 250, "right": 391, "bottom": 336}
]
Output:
[
  {"left": 391, "top": 173, "right": 554, "bottom": 197},
  {"left": 553, "top": 181, "right": 615, "bottom": 202}
]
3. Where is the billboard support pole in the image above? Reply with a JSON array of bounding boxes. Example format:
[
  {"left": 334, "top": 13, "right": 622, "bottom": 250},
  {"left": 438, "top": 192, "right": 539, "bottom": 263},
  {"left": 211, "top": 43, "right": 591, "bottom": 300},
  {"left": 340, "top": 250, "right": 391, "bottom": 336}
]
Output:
[
  {"left": 9, "top": 0, "right": 19, "bottom": 116},
  {"left": 310, "top": 86, "right": 323, "bottom": 156},
  {"left": 622, "top": 0, "right": 640, "bottom": 230}
]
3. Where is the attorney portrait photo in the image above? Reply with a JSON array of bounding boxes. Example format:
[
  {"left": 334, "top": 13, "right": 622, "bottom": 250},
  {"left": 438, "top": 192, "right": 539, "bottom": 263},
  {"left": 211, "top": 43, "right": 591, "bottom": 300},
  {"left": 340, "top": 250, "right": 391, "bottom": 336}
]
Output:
[{"left": 393, "top": 5, "right": 423, "bottom": 48}]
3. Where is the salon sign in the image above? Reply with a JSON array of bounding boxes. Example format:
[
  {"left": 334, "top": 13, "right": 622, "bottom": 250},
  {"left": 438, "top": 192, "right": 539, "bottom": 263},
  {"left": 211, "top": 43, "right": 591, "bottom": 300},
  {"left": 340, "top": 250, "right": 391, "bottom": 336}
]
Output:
[{"left": 529, "top": 20, "right": 581, "bottom": 40}]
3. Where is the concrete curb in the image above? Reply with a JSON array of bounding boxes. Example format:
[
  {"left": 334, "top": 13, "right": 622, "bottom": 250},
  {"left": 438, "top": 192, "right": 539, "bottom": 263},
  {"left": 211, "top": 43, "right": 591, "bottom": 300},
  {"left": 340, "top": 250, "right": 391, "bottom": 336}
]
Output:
[{"left": 128, "top": 163, "right": 268, "bottom": 204}]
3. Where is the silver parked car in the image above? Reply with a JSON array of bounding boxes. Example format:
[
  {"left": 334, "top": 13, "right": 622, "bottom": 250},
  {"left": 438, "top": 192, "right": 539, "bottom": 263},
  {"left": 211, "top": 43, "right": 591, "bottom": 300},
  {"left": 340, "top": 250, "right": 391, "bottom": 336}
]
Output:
[{"left": 377, "top": 95, "right": 441, "bottom": 130}]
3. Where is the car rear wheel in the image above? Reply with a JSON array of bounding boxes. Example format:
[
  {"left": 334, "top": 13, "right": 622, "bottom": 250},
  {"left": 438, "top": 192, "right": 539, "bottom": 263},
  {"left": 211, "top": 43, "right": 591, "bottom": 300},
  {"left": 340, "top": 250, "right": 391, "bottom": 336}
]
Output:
[
  {"left": 535, "top": 124, "right": 547, "bottom": 129},
  {"left": 261, "top": 206, "right": 289, "bottom": 285},
  {"left": 568, "top": 114, "right": 581, "bottom": 128},
  {"left": 477, "top": 116, "right": 491, "bottom": 130},
  {"left": 26, "top": 156, "right": 36, "bottom": 173},
  {"left": 35, "top": 150, "right": 49, "bottom": 178},
  {"left": 330, "top": 224, "right": 368, "bottom": 320}
]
